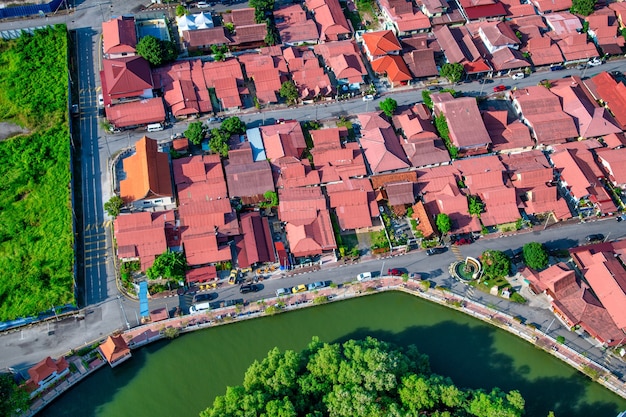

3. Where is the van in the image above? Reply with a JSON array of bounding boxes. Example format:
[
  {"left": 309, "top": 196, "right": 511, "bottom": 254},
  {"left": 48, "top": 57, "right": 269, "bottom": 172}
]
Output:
[
  {"left": 357, "top": 272, "right": 372, "bottom": 281},
  {"left": 275, "top": 288, "right": 290, "bottom": 297},
  {"left": 189, "top": 302, "right": 211, "bottom": 314},
  {"left": 147, "top": 123, "right": 164, "bottom": 132}
]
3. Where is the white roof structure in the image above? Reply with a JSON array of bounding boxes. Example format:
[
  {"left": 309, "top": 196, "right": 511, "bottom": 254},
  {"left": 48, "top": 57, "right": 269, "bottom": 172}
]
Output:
[{"left": 176, "top": 13, "right": 214, "bottom": 38}]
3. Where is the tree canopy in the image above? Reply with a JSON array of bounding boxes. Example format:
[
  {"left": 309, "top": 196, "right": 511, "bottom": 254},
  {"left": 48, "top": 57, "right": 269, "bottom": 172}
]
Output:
[
  {"left": 570, "top": 0, "right": 596, "bottom": 16},
  {"left": 0, "top": 374, "right": 29, "bottom": 416},
  {"left": 185, "top": 121, "right": 206, "bottom": 145},
  {"left": 440, "top": 63, "right": 464, "bottom": 83},
  {"left": 467, "top": 195, "right": 484, "bottom": 217},
  {"left": 221, "top": 116, "right": 247, "bottom": 136},
  {"left": 146, "top": 250, "right": 187, "bottom": 279},
  {"left": 422, "top": 90, "right": 433, "bottom": 109},
  {"left": 379, "top": 97, "right": 398, "bottom": 117},
  {"left": 250, "top": 0, "right": 275, "bottom": 22},
  {"left": 175, "top": 4, "right": 187, "bottom": 16},
  {"left": 209, "top": 128, "right": 230, "bottom": 158},
  {"left": 436, "top": 213, "right": 452, "bottom": 235},
  {"left": 201, "top": 337, "right": 526, "bottom": 417},
  {"left": 104, "top": 195, "right": 124, "bottom": 218},
  {"left": 136, "top": 35, "right": 178, "bottom": 67},
  {"left": 279, "top": 80, "right": 299, "bottom": 105},
  {"left": 522, "top": 242, "right": 549, "bottom": 270},
  {"left": 481, "top": 250, "right": 511, "bottom": 280}
]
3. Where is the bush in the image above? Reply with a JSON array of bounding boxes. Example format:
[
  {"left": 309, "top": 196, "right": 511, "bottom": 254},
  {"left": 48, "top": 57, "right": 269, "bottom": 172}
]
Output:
[
  {"left": 556, "top": 335, "right": 565, "bottom": 344},
  {"left": 522, "top": 242, "right": 549, "bottom": 270},
  {"left": 510, "top": 292, "right": 527, "bottom": 304}
]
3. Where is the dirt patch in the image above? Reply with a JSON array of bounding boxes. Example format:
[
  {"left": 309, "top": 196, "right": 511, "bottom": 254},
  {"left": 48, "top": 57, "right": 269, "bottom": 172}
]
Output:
[{"left": 0, "top": 122, "right": 29, "bottom": 141}]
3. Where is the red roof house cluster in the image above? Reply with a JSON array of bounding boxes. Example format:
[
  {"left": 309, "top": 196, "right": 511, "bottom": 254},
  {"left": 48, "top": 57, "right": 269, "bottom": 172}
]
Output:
[
  {"left": 358, "top": 112, "right": 410, "bottom": 173},
  {"left": 362, "top": 30, "right": 412, "bottom": 87},
  {"left": 283, "top": 46, "right": 333, "bottom": 101},
  {"left": 305, "top": 0, "right": 352, "bottom": 42},
  {"left": 25, "top": 356, "right": 70, "bottom": 395},
  {"left": 274, "top": 4, "right": 319, "bottom": 45}
]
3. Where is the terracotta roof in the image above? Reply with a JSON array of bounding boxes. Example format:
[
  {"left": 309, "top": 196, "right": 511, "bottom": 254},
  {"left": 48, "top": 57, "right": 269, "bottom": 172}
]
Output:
[
  {"left": 102, "top": 16, "right": 137, "bottom": 56},
  {"left": 385, "top": 181, "right": 415, "bottom": 206},
  {"left": 114, "top": 211, "right": 175, "bottom": 270},
  {"left": 371, "top": 55, "right": 412, "bottom": 85},
  {"left": 183, "top": 233, "right": 232, "bottom": 266},
  {"left": 403, "top": 49, "right": 438, "bottom": 78},
  {"left": 489, "top": 47, "right": 530, "bottom": 71},
  {"left": 105, "top": 97, "right": 166, "bottom": 128},
  {"left": 550, "top": 144, "right": 605, "bottom": 199},
  {"left": 314, "top": 41, "right": 367, "bottom": 84},
  {"left": 420, "top": 0, "right": 449, "bottom": 15},
  {"left": 595, "top": 148, "right": 626, "bottom": 187},
  {"left": 584, "top": 71, "right": 626, "bottom": 130},
  {"left": 581, "top": 251, "right": 626, "bottom": 330},
  {"left": 224, "top": 8, "right": 256, "bottom": 25},
  {"left": 178, "top": 199, "right": 240, "bottom": 237},
  {"left": 510, "top": 86, "right": 578, "bottom": 144},
  {"left": 499, "top": 0, "right": 536, "bottom": 17},
  {"left": 601, "top": 132, "right": 626, "bottom": 149},
  {"left": 306, "top": 0, "right": 352, "bottom": 41},
  {"left": 102, "top": 56, "right": 153, "bottom": 98},
  {"left": 525, "top": 35, "right": 564, "bottom": 66},
  {"left": 28, "top": 356, "right": 69, "bottom": 385},
  {"left": 361, "top": 30, "right": 402, "bottom": 56},
  {"left": 275, "top": 4, "right": 319, "bottom": 43},
  {"left": 531, "top": 0, "right": 571, "bottom": 13},
  {"left": 285, "top": 209, "right": 336, "bottom": 257},
  {"left": 202, "top": 58, "right": 244, "bottom": 109},
  {"left": 276, "top": 157, "right": 321, "bottom": 188},
  {"left": 433, "top": 25, "right": 491, "bottom": 74},
  {"left": 479, "top": 21, "right": 520, "bottom": 49},
  {"left": 183, "top": 27, "right": 232, "bottom": 48},
  {"left": 482, "top": 110, "right": 533, "bottom": 152},
  {"left": 185, "top": 265, "right": 217, "bottom": 283},
  {"left": 358, "top": 120, "right": 410, "bottom": 173},
  {"left": 279, "top": 187, "right": 327, "bottom": 225},
  {"left": 172, "top": 154, "right": 223, "bottom": 186},
  {"left": 99, "top": 335, "right": 131, "bottom": 364},
  {"left": 120, "top": 136, "right": 173, "bottom": 203},
  {"left": 260, "top": 121, "right": 307, "bottom": 161},
  {"left": 402, "top": 139, "right": 451, "bottom": 167},
  {"left": 554, "top": 33, "right": 600, "bottom": 62},
  {"left": 370, "top": 170, "right": 418, "bottom": 189},
  {"left": 237, "top": 212, "right": 276, "bottom": 267},
  {"left": 432, "top": 94, "right": 491, "bottom": 150},
  {"left": 224, "top": 143, "right": 274, "bottom": 202},
  {"left": 326, "top": 178, "right": 376, "bottom": 230}
]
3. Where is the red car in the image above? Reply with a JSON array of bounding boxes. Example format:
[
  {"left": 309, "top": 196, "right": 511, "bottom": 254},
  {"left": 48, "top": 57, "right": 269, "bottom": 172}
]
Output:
[
  {"left": 388, "top": 268, "right": 403, "bottom": 277},
  {"left": 454, "top": 238, "right": 472, "bottom": 246},
  {"left": 493, "top": 85, "right": 507, "bottom": 92}
]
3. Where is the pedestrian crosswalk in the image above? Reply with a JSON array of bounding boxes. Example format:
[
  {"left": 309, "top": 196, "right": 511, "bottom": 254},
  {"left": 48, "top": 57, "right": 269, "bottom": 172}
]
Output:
[
  {"left": 84, "top": 220, "right": 112, "bottom": 231},
  {"left": 450, "top": 244, "right": 463, "bottom": 261}
]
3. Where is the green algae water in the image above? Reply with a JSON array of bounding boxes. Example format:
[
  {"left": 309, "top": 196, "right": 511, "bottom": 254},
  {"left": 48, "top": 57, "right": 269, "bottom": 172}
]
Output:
[{"left": 40, "top": 292, "right": 626, "bottom": 417}]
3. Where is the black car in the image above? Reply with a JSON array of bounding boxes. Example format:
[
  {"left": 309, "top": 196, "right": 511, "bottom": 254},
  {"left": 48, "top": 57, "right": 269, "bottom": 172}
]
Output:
[
  {"left": 585, "top": 234, "right": 605, "bottom": 243},
  {"left": 239, "top": 284, "right": 259, "bottom": 294},
  {"left": 192, "top": 293, "right": 213, "bottom": 303},
  {"left": 426, "top": 247, "right": 446, "bottom": 256}
]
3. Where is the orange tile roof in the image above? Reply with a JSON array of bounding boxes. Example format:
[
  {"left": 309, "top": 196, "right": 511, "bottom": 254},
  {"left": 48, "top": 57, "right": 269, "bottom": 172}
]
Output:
[
  {"left": 99, "top": 335, "right": 131, "bottom": 364},
  {"left": 371, "top": 55, "right": 412, "bottom": 84},
  {"left": 585, "top": 72, "right": 626, "bottom": 130},
  {"left": 286, "top": 209, "right": 336, "bottom": 257},
  {"left": 362, "top": 30, "right": 402, "bottom": 56},
  {"left": 120, "top": 136, "right": 173, "bottom": 203},
  {"left": 28, "top": 357, "right": 69, "bottom": 385}
]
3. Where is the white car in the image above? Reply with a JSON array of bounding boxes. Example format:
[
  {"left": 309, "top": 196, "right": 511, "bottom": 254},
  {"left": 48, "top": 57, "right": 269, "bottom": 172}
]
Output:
[
  {"left": 511, "top": 72, "right": 524, "bottom": 80},
  {"left": 98, "top": 94, "right": 104, "bottom": 107},
  {"left": 588, "top": 58, "right": 602, "bottom": 67},
  {"left": 197, "top": 1, "right": 209, "bottom": 8},
  {"left": 362, "top": 94, "right": 374, "bottom": 101}
]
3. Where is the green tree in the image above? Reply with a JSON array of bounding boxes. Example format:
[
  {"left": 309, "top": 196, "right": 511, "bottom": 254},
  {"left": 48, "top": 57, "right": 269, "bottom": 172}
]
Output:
[
  {"left": 279, "top": 80, "right": 299, "bottom": 105},
  {"left": 434, "top": 114, "right": 458, "bottom": 159},
  {"left": 0, "top": 373, "right": 29, "bottom": 416},
  {"left": 379, "top": 97, "right": 398, "bottom": 117},
  {"left": 265, "top": 26, "right": 280, "bottom": 46},
  {"left": 104, "top": 195, "right": 124, "bottom": 218},
  {"left": 220, "top": 116, "right": 247, "bottom": 136},
  {"left": 422, "top": 90, "right": 433, "bottom": 109},
  {"left": 163, "top": 326, "right": 180, "bottom": 339},
  {"left": 146, "top": 250, "right": 187, "bottom": 279},
  {"left": 481, "top": 250, "right": 511, "bottom": 280},
  {"left": 436, "top": 213, "right": 452, "bottom": 235},
  {"left": 467, "top": 195, "right": 484, "bottom": 217},
  {"left": 209, "top": 128, "right": 230, "bottom": 157},
  {"left": 250, "top": 0, "right": 275, "bottom": 23},
  {"left": 570, "top": 0, "right": 596, "bottom": 16},
  {"left": 175, "top": 4, "right": 187, "bottom": 16},
  {"left": 184, "top": 121, "right": 206, "bottom": 145},
  {"left": 439, "top": 63, "right": 464, "bottom": 83},
  {"left": 135, "top": 35, "right": 165, "bottom": 66},
  {"left": 259, "top": 190, "right": 278, "bottom": 208},
  {"left": 522, "top": 242, "right": 549, "bottom": 270}
]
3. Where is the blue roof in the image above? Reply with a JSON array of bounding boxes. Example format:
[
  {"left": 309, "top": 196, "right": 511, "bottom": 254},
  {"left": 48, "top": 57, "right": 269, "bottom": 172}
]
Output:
[
  {"left": 139, "top": 281, "right": 149, "bottom": 318},
  {"left": 246, "top": 128, "right": 267, "bottom": 162}
]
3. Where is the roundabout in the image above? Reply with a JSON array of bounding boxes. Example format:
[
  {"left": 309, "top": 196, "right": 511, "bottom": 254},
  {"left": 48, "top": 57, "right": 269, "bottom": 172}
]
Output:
[{"left": 451, "top": 257, "right": 482, "bottom": 282}]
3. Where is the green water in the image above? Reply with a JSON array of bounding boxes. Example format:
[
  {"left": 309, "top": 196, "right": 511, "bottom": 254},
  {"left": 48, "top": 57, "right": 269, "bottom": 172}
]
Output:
[{"left": 40, "top": 292, "right": 626, "bottom": 417}]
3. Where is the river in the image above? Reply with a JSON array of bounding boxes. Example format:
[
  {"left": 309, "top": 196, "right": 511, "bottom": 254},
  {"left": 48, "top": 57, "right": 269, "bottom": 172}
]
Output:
[{"left": 40, "top": 292, "right": 626, "bottom": 417}]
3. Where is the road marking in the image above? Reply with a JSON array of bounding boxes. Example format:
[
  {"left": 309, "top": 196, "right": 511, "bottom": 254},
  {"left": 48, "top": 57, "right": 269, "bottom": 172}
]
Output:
[
  {"left": 451, "top": 245, "right": 463, "bottom": 261},
  {"left": 96, "top": 86, "right": 101, "bottom": 92}
]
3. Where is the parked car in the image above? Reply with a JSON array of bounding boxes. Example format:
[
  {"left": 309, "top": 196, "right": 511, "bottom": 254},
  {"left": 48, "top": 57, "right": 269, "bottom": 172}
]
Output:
[
  {"left": 550, "top": 64, "right": 565, "bottom": 71},
  {"left": 478, "top": 79, "right": 494, "bottom": 84},
  {"left": 454, "top": 238, "right": 473, "bottom": 246},
  {"left": 362, "top": 94, "right": 374, "bottom": 101},
  {"left": 493, "top": 85, "right": 506, "bottom": 92},
  {"left": 357, "top": 272, "right": 372, "bottom": 281},
  {"left": 70, "top": 104, "right": 79, "bottom": 116},
  {"left": 98, "top": 94, "right": 104, "bottom": 107},
  {"left": 387, "top": 268, "right": 403, "bottom": 277},
  {"left": 197, "top": 1, "right": 210, "bottom": 8},
  {"left": 426, "top": 247, "right": 446, "bottom": 256},
  {"left": 427, "top": 85, "right": 442, "bottom": 91},
  {"left": 408, "top": 272, "right": 422, "bottom": 280},
  {"left": 511, "top": 72, "right": 524, "bottom": 80},
  {"left": 228, "top": 270, "right": 239, "bottom": 284},
  {"left": 586, "top": 234, "right": 605, "bottom": 243},
  {"left": 192, "top": 293, "right": 214, "bottom": 303},
  {"left": 307, "top": 281, "right": 326, "bottom": 291},
  {"left": 588, "top": 58, "right": 602, "bottom": 66},
  {"left": 292, "top": 284, "right": 307, "bottom": 293},
  {"left": 239, "top": 284, "right": 259, "bottom": 294},
  {"left": 616, "top": 214, "right": 626, "bottom": 222},
  {"left": 276, "top": 288, "right": 290, "bottom": 297}
]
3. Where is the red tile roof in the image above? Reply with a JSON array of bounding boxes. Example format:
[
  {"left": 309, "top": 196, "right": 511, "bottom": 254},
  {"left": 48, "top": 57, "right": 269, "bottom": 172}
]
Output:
[
  {"left": 183, "top": 27, "right": 232, "bottom": 49},
  {"left": 275, "top": 4, "right": 319, "bottom": 43},
  {"left": 28, "top": 356, "right": 69, "bottom": 385},
  {"left": 120, "top": 136, "right": 173, "bottom": 203},
  {"left": 105, "top": 97, "right": 166, "bottom": 129},
  {"left": 385, "top": 181, "right": 415, "bottom": 206},
  {"left": 311, "top": 132, "right": 367, "bottom": 183},
  {"left": 402, "top": 49, "right": 438, "bottom": 78},
  {"left": 285, "top": 209, "right": 336, "bottom": 257},
  {"left": 152, "top": 60, "right": 212, "bottom": 116},
  {"left": 185, "top": 265, "right": 218, "bottom": 283},
  {"left": 584, "top": 71, "right": 626, "bottom": 130},
  {"left": 434, "top": 25, "right": 492, "bottom": 74},
  {"left": 114, "top": 211, "right": 175, "bottom": 270},
  {"left": 314, "top": 41, "right": 367, "bottom": 84},
  {"left": 202, "top": 58, "right": 245, "bottom": 109},
  {"left": 223, "top": 8, "right": 256, "bottom": 25},
  {"left": 459, "top": 0, "right": 507, "bottom": 19},
  {"left": 524, "top": 35, "right": 564, "bottom": 66},
  {"left": 102, "top": 16, "right": 137, "bottom": 56},
  {"left": 178, "top": 199, "right": 240, "bottom": 237},
  {"left": 550, "top": 143, "right": 605, "bottom": 200},
  {"left": 305, "top": 0, "right": 352, "bottom": 41},
  {"left": 102, "top": 56, "right": 153, "bottom": 99},
  {"left": 183, "top": 233, "right": 232, "bottom": 266},
  {"left": 531, "top": 0, "right": 571, "bottom": 13},
  {"left": 358, "top": 113, "right": 410, "bottom": 173},
  {"left": 595, "top": 147, "right": 626, "bottom": 187},
  {"left": 260, "top": 121, "right": 307, "bottom": 161},
  {"left": 224, "top": 142, "right": 274, "bottom": 203},
  {"left": 432, "top": 94, "right": 491, "bottom": 151},
  {"left": 482, "top": 110, "right": 533, "bottom": 152},
  {"left": 326, "top": 178, "right": 376, "bottom": 230},
  {"left": 279, "top": 187, "right": 327, "bottom": 225},
  {"left": 237, "top": 212, "right": 276, "bottom": 267},
  {"left": 362, "top": 30, "right": 402, "bottom": 56},
  {"left": 510, "top": 86, "right": 578, "bottom": 144}
]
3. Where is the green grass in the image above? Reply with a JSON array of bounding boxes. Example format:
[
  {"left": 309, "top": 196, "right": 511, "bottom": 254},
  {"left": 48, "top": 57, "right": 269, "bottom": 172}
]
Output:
[{"left": 0, "top": 25, "right": 73, "bottom": 320}]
